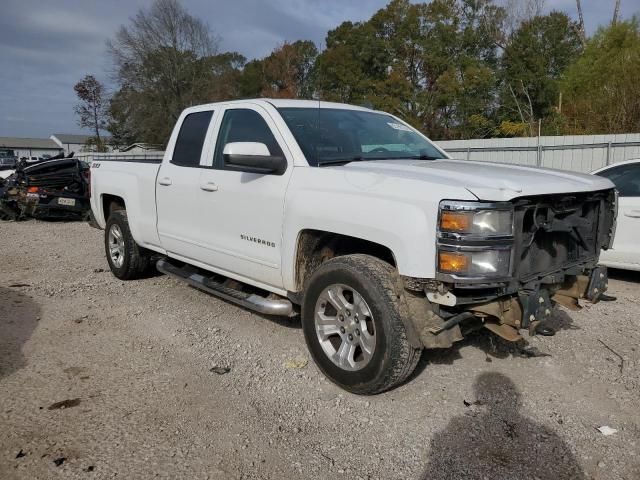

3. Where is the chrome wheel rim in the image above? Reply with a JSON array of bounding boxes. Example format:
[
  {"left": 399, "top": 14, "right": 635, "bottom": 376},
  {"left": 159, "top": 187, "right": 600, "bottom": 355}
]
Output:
[
  {"left": 108, "top": 224, "right": 125, "bottom": 268},
  {"left": 314, "top": 284, "right": 376, "bottom": 371}
]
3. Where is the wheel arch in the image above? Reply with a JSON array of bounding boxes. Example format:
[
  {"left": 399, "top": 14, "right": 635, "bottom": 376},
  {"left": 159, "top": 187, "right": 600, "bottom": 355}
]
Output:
[
  {"left": 102, "top": 193, "right": 126, "bottom": 221},
  {"left": 291, "top": 229, "right": 398, "bottom": 293}
]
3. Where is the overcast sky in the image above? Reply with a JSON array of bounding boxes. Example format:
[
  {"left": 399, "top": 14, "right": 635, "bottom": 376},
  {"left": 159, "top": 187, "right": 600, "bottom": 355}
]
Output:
[{"left": 1, "top": 0, "right": 637, "bottom": 138}]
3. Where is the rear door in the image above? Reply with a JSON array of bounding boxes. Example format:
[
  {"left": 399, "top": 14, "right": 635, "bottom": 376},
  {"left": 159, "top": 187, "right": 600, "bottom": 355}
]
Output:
[
  {"left": 194, "top": 103, "right": 293, "bottom": 290},
  {"left": 156, "top": 108, "right": 215, "bottom": 258},
  {"left": 596, "top": 162, "right": 640, "bottom": 269}
]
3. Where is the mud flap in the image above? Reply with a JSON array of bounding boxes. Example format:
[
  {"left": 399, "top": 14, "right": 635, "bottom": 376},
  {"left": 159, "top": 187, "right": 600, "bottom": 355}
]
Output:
[
  {"left": 519, "top": 289, "right": 553, "bottom": 330},
  {"left": 584, "top": 265, "right": 608, "bottom": 303},
  {"left": 403, "top": 289, "right": 463, "bottom": 349}
]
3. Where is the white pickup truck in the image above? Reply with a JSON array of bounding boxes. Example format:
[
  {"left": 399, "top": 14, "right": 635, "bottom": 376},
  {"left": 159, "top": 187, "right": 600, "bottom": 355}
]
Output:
[{"left": 90, "top": 99, "right": 617, "bottom": 394}]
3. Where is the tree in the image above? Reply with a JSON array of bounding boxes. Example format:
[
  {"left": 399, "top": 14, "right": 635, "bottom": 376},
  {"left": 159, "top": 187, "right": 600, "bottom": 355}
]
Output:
[
  {"left": 499, "top": 11, "right": 582, "bottom": 135},
  {"left": 106, "top": 87, "right": 138, "bottom": 148},
  {"left": 261, "top": 41, "right": 318, "bottom": 98},
  {"left": 315, "top": 0, "right": 506, "bottom": 139},
  {"left": 106, "top": 0, "right": 220, "bottom": 144},
  {"left": 561, "top": 19, "right": 640, "bottom": 134},
  {"left": 206, "top": 52, "right": 247, "bottom": 101},
  {"left": 73, "top": 74, "right": 108, "bottom": 150},
  {"left": 237, "top": 59, "right": 265, "bottom": 98}
]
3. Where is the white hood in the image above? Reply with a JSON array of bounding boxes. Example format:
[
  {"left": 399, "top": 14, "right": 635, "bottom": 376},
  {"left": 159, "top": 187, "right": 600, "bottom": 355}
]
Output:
[{"left": 343, "top": 159, "right": 614, "bottom": 201}]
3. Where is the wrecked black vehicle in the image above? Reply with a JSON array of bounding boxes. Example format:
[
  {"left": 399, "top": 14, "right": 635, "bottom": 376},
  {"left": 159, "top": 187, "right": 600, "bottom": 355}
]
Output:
[{"left": 0, "top": 154, "right": 91, "bottom": 221}]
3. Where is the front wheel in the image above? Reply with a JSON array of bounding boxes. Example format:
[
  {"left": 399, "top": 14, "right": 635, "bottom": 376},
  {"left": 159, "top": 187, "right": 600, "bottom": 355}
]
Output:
[
  {"left": 302, "top": 254, "right": 422, "bottom": 395},
  {"left": 104, "top": 210, "right": 150, "bottom": 280}
]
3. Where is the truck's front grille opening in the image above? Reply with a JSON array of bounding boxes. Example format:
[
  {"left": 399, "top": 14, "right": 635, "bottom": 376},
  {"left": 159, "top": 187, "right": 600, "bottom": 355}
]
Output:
[{"left": 513, "top": 191, "right": 612, "bottom": 280}]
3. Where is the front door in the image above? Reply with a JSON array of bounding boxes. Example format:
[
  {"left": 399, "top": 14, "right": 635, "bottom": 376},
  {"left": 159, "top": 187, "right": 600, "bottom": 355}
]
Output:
[{"left": 195, "top": 103, "right": 293, "bottom": 291}]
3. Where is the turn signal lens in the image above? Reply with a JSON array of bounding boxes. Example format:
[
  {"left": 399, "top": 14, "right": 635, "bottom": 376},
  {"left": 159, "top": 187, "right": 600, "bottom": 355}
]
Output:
[
  {"left": 27, "top": 186, "right": 39, "bottom": 193},
  {"left": 440, "top": 211, "right": 472, "bottom": 232},
  {"left": 438, "top": 251, "right": 469, "bottom": 273}
]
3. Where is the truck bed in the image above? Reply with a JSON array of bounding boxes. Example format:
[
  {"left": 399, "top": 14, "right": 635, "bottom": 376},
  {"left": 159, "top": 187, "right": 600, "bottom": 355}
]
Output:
[{"left": 90, "top": 156, "right": 164, "bottom": 252}]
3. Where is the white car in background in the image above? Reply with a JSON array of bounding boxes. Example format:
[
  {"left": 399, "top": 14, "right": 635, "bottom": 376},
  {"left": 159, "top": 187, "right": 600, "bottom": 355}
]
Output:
[{"left": 593, "top": 159, "right": 640, "bottom": 271}]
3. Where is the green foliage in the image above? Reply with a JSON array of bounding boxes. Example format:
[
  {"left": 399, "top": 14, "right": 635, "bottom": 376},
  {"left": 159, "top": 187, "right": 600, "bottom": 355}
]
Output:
[
  {"left": 500, "top": 11, "right": 582, "bottom": 130},
  {"left": 252, "top": 40, "right": 318, "bottom": 98},
  {"left": 84, "top": 136, "right": 108, "bottom": 153},
  {"left": 561, "top": 19, "right": 640, "bottom": 134},
  {"left": 315, "top": 0, "right": 505, "bottom": 139},
  {"left": 102, "top": 0, "right": 639, "bottom": 145},
  {"left": 497, "top": 120, "right": 529, "bottom": 137},
  {"left": 106, "top": 0, "right": 317, "bottom": 144},
  {"left": 109, "top": 48, "right": 241, "bottom": 145}
]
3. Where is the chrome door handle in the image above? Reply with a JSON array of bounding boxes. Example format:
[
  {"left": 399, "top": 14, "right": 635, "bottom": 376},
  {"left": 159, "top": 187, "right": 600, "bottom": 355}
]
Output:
[
  {"left": 624, "top": 209, "right": 640, "bottom": 218},
  {"left": 200, "top": 182, "right": 218, "bottom": 192},
  {"left": 158, "top": 177, "right": 172, "bottom": 186}
]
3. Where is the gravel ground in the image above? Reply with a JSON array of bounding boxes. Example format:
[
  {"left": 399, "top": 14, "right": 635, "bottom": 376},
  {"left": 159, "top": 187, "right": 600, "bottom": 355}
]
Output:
[{"left": 1, "top": 219, "right": 639, "bottom": 480}]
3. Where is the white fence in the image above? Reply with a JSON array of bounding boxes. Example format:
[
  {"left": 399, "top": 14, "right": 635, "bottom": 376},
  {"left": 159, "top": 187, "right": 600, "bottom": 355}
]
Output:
[
  {"left": 75, "top": 152, "right": 165, "bottom": 162},
  {"left": 75, "top": 134, "right": 640, "bottom": 174},
  {"left": 438, "top": 133, "right": 640, "bottom": 173}
]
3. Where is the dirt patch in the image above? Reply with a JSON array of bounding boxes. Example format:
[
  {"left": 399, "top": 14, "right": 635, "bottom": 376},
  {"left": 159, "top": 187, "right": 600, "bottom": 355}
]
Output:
[{"left": 0, "top": 219, "right": 639, "bottom": 479}]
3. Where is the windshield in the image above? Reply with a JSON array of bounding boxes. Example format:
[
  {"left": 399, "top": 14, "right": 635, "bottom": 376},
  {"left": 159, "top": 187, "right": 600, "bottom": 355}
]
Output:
[{"left": 277, "top": 107, "right": 446, "bottom": 166}]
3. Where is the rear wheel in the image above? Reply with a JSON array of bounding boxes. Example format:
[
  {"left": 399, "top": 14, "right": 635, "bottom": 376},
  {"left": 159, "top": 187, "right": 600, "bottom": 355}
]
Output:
[
  {"left": 302, "top": 254, "right": 422, "bottom": 395},
  {"left": 104, "top": 210, "right": 150, "bottom": 280}
]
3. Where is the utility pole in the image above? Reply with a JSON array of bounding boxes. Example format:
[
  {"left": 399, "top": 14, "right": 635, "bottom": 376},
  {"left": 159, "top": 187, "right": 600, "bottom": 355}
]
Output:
[
  {"left": 613, "top": 0, "right": 621, "bottom": 25},
  {"left": 576, "top": 0, "right": 586, "bottom": 46},
  {"left": 536, "top": 119, "right": 542, "bottom": 167}
]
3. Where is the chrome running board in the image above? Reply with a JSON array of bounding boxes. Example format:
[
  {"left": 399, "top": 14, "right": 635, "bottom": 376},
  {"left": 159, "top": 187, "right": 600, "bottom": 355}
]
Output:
[{"left": 156, "top": 258, "right": 293, "bottom": 316}]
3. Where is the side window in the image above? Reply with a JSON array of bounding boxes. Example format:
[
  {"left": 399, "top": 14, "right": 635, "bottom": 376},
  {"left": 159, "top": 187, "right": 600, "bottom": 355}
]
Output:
[
  {"left": 171, "top": 110, "right": 213, "bottom": 167},
  {"left": 596, "top": 164, "right": 640, "bottom": 197},
  {"left": 213, "top": 109, "right": 284, "bottom": 169}
]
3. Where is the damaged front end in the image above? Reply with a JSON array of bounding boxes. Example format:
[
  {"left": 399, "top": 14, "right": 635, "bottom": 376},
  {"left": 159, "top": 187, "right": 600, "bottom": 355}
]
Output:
[
  {"left": 404, "top": 189, "right": 617, "bottom": 348},
  {"left": 0, "top": 157, "right": 90, "bottom": 221}
]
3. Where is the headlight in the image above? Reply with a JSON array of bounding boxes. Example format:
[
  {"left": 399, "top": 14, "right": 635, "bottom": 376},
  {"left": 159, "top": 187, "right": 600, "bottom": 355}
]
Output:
[
  {"left": 438, "top": 248, "right": 511, "bottom": 278},
  {"left": 437, "top": 201, "right": 514, "bottom": 279},
  {"left": 439, "top": 205, "right": 513, "bottom": 237}
]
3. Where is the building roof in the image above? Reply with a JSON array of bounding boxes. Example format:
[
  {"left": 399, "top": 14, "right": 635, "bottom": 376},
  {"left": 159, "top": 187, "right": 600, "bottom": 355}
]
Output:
[
  {"left": 0, "top": 137, "right": 62, "bottom": 150},
  {"left": 52, "top": 133, "right": 115, "bottom": 144}
]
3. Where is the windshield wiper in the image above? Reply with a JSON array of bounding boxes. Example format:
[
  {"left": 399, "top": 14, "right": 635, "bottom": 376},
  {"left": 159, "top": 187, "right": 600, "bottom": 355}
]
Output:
[
  {"left": 408, "top": 154, "right": 442, "bottom": 160},
  {"left": 317, "top": 156, "right": 366, "bottom": 167},
  {"left": 317, "top": 154, "right": 443, "bottom": 166}
]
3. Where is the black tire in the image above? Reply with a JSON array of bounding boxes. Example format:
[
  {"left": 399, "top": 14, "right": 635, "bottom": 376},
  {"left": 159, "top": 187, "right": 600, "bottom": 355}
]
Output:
[
  {"left": 104, "top": 209, "right": 150, "bottom": 280},
  {"left": 302, "top": 254, "right": 422, "bottom": 395}
]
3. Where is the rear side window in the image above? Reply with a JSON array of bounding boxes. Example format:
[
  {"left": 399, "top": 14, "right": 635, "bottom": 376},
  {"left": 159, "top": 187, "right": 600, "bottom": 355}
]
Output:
[
  {"left": 213, "top": 109, "right": 283, "bottom": 169},
  {"left": 171, "top": 111, "right": 213, "bottom": 167},
  {"left": 596, "top": 163, "right": 640, "bottom": 197}
]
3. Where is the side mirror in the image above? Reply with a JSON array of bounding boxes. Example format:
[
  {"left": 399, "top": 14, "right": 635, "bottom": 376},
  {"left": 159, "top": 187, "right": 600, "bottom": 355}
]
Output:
[{"left": 223, "top": 142, "right": 286, "bottom": 175}]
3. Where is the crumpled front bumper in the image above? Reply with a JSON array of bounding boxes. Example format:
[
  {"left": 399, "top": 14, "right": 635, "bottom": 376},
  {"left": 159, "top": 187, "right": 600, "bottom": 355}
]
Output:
[{"left": 405, "top": 266, "right": 610, "bottom": 348}]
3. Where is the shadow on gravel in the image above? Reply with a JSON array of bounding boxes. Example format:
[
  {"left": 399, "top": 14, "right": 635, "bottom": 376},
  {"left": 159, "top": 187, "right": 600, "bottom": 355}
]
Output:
[
  {"left": 253, "top": 311, "right": 302, "bottom": 330},
  {"left": 0, "top": 287, "right": 40, "bottom": 379},
  {"left": 406, "top": 317, "right": 575, "bottom": 384},
  {"left": 545, "top": 309, "right": 580, "bottom": 332},
  {"left": 608, "top": 267, "right": 640, "bottom": 283},
  {"left": 421, "top": 372, "right": 585, "bottom": 480}
]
